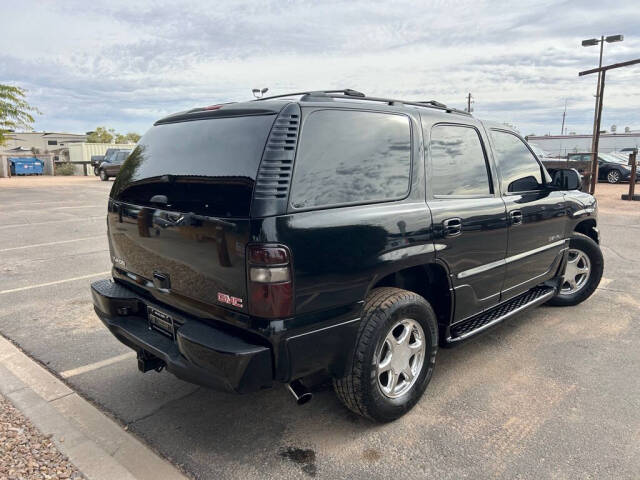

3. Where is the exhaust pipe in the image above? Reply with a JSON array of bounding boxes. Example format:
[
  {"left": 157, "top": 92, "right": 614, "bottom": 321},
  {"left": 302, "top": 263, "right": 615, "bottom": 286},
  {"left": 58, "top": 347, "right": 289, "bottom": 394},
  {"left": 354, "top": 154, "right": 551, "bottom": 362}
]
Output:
[{"left": 286, "top": 380, "right": 312, "bottom": 405}]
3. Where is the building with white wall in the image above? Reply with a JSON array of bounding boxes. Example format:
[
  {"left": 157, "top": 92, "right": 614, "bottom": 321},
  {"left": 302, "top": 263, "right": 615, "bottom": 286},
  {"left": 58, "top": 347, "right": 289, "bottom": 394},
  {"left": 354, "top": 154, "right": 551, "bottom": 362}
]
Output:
[{"left": 526, "top": 132, "right": 640, "bottom": 157}]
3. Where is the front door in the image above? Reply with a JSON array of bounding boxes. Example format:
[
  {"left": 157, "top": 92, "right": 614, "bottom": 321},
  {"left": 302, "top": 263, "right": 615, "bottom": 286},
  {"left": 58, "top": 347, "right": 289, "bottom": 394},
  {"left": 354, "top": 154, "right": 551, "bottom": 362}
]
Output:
[
  {"left": 424, "top": 121, "right": 508, "bottom": 322},
  {"left": 488, "top": 129, "right": 567, "bottom": 300}
]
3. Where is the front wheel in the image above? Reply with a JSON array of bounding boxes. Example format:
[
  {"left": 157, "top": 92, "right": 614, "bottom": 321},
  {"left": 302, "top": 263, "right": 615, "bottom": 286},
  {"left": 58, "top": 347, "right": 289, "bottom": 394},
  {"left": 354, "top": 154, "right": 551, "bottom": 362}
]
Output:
[
  {"left": 94, "top": 166, "right": 99, "bottom": 176},
  {"left": 606, "top": 169, "right": 621, "bottom": 184},
  {"left": 99, "top": 170, "right": 109, "bottom": 181},
  {"left": 547, "top": 233, "right": 603, "bottom": 306},
  {"left": 333, "top": 287, "right": 438, "bottom": 422}
]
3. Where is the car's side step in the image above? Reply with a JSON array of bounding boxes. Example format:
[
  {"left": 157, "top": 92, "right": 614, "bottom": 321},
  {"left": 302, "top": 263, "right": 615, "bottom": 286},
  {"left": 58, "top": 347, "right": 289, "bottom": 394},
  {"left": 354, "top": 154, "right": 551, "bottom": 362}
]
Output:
[{"left": 447, "top": 286, "right": 556, "bottom": 343}]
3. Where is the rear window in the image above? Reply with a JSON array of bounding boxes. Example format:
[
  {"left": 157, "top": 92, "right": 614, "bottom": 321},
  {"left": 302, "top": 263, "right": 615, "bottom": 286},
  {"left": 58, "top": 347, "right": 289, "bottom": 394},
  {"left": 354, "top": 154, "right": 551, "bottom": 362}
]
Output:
[
  {"left": 290, "top": 110, "right": 411, "bottom": 210},
  {"left": 111, "top": 115, "right": 276, "bottom": 217}
]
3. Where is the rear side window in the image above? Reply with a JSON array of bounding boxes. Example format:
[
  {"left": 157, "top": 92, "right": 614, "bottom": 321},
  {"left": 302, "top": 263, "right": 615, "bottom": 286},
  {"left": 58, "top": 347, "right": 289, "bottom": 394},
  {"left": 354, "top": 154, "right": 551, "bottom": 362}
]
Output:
[
  {"left": 490, "top": 130, "right": 544, "bottom": 193},
  {"left": 429, "top": 124, "right": 492, "bottom": 196},
  {"left": 290, "top": 110, "right": 411, "bottom": 210}
]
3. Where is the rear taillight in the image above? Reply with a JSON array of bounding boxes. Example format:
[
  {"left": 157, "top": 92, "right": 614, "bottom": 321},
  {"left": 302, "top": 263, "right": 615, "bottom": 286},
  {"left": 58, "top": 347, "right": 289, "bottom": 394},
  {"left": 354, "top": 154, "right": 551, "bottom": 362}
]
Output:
[{"left": 247, "top": 245, "right": 293, "bottom": 318}]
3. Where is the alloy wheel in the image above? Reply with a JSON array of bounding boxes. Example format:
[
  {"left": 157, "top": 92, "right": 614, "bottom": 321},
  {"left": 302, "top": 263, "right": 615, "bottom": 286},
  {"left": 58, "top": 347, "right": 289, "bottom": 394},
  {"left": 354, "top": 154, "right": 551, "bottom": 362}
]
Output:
[
  {"left": 376, "top": 318, "right": 425, "bottom": 399},
  {"left": 607, "top": 170, "right": 621, "bottom": 183},
  {"left": 561, "top": 248, "right": 591, "bottom": 295}
]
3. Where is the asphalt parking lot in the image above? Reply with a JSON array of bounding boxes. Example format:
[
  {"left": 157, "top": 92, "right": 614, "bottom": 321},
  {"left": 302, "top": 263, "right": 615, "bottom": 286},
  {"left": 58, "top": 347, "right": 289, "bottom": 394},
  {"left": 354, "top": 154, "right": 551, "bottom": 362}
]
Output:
[{"left": 1, "top": 175, "right": 639, "bottom": 479}]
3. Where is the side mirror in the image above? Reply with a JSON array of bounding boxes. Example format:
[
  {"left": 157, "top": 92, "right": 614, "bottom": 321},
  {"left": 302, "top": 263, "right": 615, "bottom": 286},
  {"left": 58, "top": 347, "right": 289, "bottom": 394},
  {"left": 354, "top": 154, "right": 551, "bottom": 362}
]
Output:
[{"left": 550, "top": 168, "right": 582, "bottom": 191}]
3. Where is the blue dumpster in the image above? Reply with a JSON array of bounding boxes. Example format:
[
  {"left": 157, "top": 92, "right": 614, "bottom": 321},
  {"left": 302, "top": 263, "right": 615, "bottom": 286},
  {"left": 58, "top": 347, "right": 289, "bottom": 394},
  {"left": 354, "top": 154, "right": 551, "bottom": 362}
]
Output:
[{"left": 9, "top": 157, "right": 44, "bottom": 175}]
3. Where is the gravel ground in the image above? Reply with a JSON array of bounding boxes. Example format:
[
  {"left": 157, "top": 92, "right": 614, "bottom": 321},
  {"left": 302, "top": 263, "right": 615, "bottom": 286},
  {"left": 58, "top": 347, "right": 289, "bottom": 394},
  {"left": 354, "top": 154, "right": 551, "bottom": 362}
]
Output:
[{"left": 0, "top": 394, "right": 83, "bottom": 480}]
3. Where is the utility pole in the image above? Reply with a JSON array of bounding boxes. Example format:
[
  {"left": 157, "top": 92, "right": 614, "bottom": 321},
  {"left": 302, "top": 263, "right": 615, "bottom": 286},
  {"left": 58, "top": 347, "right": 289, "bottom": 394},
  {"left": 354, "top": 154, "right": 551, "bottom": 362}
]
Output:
[
  {"left": 579, "top": 57, "right": 640, "bottom": 194},
  {"left": 466, "top": 93, "right": 473, "bottom": 113},
  {"left": 560, "top": 99, "right": 567, "bottom": 135}
]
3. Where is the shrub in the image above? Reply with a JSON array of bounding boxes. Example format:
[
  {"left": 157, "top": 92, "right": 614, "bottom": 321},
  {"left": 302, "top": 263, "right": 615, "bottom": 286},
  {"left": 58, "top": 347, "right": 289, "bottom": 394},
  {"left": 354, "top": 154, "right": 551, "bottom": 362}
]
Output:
[{"left": 54, "top": 162, "right": 76, "bottom": 176}]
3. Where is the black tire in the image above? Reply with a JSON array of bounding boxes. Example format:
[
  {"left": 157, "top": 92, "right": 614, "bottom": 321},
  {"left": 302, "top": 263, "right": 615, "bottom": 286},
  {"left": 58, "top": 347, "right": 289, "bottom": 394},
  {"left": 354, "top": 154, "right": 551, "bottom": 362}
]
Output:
[
  {"left": 547, "top": 233, "right": 603, "bottom": 306},
  {"left": 99, "top": 169, "right": 109, "bottom": 181},
  {"left": 333, "top": 287, "right": 438, "bottom": 422},
  {"left": 94, "top": 166, "right": 99, "bottom": 176},
  {"left": 606, "top": 169, "right": 621, "bottom": 184}
]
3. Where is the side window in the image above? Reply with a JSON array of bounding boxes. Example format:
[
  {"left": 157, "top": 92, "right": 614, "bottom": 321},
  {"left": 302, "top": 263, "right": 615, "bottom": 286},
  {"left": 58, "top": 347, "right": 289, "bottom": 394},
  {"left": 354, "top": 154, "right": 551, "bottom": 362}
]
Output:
[
  {"left": 290, "top": 110, "right": 411, "bottom": 209},
  {"left": 490, "top": 130, "right": 544, "bottom": 193},
  {"left": 116, "top": 152, "right": 127, "bottom": 163},
  {"left": 429, "top": 124, "right": 492, "bottom": 196}
]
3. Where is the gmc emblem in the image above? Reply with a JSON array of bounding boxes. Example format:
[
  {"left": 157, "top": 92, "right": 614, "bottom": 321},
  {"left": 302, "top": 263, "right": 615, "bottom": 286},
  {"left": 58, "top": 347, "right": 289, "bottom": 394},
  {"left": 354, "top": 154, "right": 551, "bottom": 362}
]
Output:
[{"left": 217, "top": 292, "right": 243, "bottom": 308}]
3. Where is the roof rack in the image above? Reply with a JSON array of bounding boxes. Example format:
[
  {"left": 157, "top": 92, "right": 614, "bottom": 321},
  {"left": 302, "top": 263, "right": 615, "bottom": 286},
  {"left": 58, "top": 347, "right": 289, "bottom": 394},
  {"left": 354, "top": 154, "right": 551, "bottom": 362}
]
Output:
[{"left": 254, "top": 89, "right": 470, "bottom": 116}]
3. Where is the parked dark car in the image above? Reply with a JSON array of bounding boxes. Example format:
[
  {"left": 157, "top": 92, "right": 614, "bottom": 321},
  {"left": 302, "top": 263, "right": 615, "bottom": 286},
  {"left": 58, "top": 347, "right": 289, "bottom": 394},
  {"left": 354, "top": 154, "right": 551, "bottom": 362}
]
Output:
[
  {"left": 98, "top": 150, "right": 131, "bottom": 181},
  {"left": 90, "top": 155, "right": 105, "bottom": 175},
  {"left": 91, "top": 89, "right": 603, "bottom": 422},
  {"left": 93, "top": 148, "right": 129, "bottom": 176},
  {"left": 568, "top": 152, "right": 640, "bottom": 184}
]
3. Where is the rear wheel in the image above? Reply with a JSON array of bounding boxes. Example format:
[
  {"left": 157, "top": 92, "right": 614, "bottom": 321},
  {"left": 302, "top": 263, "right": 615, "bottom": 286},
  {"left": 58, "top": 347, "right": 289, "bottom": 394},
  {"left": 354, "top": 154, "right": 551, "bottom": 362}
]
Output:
[
  {"left": 333, "top": 287, "right": 438, "bottom": 422},
  {"left": 607, "top": 169, "right": 621, "bottom": 184},
  {"left": 548, "top": 233, "right": 603, "bottom": 306},
  {"left": 99, "top": 169, "right": 109, "bottom": 181}
]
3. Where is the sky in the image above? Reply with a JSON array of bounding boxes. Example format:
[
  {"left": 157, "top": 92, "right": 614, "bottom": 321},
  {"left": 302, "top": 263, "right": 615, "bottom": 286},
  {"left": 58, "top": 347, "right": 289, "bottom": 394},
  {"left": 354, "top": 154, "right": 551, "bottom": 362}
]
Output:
[{"left": 1, "top": 0, "right": 639, "bottom": 137}]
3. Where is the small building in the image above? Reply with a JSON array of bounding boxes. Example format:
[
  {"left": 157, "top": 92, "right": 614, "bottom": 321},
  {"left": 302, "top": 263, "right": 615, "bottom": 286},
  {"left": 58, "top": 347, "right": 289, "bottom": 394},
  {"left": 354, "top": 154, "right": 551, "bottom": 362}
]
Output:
[
  {"left": 1, "top": 131, "right": 87, "bottom": 162},
  {"left": 526, "top": 132, "right": 640, "bottom": 157},
  {"left": 67, "top": 142, "right": 137, "bottom": 175}
]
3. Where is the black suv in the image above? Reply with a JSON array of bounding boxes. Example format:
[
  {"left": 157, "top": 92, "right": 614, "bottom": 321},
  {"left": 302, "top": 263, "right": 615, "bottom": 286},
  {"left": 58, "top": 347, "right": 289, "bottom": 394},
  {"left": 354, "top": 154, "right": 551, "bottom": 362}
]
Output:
[{"left": 91, "top": 90, "right": 603, "bottom": 422}]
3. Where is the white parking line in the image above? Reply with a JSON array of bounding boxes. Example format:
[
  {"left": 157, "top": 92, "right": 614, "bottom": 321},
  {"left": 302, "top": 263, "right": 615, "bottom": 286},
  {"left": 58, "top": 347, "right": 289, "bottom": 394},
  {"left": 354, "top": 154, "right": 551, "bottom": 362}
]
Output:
[
  {"left": 0, "top": 236, "right": 104, "bottom": 252},
  {"left": 60, "top": 352, "right": 137, "bottom": 378},
  {"left": 0, "top": 216, "right": 104, "bottom": 229},
  {"left": 0, "top": 271, "right": 111, "bottom": 295}
]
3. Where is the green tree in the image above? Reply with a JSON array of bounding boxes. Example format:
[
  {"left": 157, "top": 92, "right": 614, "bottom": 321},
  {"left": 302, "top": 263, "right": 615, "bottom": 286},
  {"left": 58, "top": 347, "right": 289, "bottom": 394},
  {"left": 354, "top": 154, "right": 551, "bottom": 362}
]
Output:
[
  {"left": 86, "top": 126, "right": 115, "bottom": 143},
  {"left": 0, "top": 85, "right": 40, "bottom": 145},
  {"left": 115, "top": 132, "right": 141, "bottom": 144}
]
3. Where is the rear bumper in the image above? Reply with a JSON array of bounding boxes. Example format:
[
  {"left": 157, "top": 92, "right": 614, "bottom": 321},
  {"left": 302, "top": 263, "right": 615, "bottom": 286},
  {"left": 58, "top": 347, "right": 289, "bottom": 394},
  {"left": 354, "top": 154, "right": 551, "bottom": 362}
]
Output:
[{"left": 91, "top": 279, "right": 273, "bottom": 393}]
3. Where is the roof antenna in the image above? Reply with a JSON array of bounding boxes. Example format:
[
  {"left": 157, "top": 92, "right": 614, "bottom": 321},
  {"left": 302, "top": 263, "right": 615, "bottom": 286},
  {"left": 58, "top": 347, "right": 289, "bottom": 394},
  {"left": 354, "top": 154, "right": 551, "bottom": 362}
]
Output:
[{"left": 252, "top": 87, "right": 269, "bottom": 99}]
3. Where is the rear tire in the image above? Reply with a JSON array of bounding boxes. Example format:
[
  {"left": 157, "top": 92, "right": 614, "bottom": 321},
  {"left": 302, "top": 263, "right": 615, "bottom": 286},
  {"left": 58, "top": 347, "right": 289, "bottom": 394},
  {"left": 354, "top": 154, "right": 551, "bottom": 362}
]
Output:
[
  {"left": 333, "top": 287, "right": 438, "bottom": 422},
  {"left": 99, "top": 169, "right": 109, "bottom": 181},
  {"left": 548, "top": 233, "right": 603, "bottom": 306}
]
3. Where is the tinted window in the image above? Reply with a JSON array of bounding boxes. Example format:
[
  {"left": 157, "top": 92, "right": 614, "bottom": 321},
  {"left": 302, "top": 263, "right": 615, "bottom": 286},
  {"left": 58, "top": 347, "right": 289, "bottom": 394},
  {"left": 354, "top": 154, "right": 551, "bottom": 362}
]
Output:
[
  {"left": 111, "top": 115, "right": 276, "bottom": 217},
  {"left": 490, "top": 130, "right": 543, "bottom": 192},
  {"left": 290, "top": 110, "right": 411, "bottom": 209},
  {"left": 429, "top": 125, "right": 491, "bottom": 196}
]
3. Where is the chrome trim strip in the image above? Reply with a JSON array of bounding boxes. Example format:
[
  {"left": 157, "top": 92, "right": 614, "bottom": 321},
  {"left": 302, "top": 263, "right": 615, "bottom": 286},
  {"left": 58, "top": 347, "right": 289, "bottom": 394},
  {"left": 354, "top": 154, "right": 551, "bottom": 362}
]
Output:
[
  {"left": 504, "top": 239, "right": 566, "bottom": 264},
  {"left": 447, "top": 289, "right": 556, "bottom": 342},
  {"left": 457, "top": 240, "right": 566, "bottom": 279},
  {"left": 285, "top": 317, "right": 361, "bottom": 341}
]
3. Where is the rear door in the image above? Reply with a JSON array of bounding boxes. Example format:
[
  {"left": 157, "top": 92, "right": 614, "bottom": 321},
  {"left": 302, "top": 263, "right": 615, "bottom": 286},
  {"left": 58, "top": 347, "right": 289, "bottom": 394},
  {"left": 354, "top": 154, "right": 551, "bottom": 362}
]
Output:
[
  {"left": 424, "top": 120, "right": 508, "bottom": 322},
  {"left": 108, "top": 113, "right": 278, "bottom": 313},
  {"left": 488, "top": 129, "right": 566, "bottom": 300}
]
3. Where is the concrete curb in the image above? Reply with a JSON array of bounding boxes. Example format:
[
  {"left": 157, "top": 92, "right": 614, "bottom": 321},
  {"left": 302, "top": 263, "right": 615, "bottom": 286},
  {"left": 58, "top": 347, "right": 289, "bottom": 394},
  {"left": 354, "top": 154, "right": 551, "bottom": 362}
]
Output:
[{"left": 0, "top": 335, "right": 188, "bottom": 480}]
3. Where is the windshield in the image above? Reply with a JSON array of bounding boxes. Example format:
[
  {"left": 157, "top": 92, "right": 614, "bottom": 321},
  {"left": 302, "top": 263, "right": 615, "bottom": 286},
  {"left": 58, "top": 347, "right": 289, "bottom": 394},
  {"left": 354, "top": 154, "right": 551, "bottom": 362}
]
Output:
[{"left": 600, "top": 153, "right": 628, "bottom": 164}]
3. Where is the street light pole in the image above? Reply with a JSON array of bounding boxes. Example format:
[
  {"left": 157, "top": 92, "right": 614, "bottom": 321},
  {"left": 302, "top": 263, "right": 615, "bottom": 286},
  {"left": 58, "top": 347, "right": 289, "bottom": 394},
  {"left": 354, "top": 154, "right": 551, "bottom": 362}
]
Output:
[{"left": 582, "top": 34, "right": 624, "bottom": 194}]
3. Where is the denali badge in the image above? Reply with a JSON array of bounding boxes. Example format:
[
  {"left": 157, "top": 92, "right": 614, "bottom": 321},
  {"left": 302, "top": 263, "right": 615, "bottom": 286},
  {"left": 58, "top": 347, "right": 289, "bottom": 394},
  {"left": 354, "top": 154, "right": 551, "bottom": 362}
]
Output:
[
  {"left": 112, "top": 256, "right": 126, "bottom": 267},
  {"left": 217, "top": 292, "right": 243, "bottom": 308}
]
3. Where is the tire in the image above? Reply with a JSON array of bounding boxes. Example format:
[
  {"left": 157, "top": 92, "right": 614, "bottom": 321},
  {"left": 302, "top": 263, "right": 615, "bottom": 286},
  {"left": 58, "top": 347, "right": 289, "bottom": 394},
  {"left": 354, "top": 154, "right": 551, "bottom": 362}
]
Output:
[
  {"left": 547, "top": 233, "right": 603, "bottom": 306},
  {"left": 606, "top": 169, "right": 621, "bottom": 184},
  {"left": 94, "top": 166, "right": 99, "bottom": 176},
  {"left": 333, "top": 287, "right": 438, "bottom": 422},
  {"left": 99, "top": 169, "right": 109, "bottom": 181}
]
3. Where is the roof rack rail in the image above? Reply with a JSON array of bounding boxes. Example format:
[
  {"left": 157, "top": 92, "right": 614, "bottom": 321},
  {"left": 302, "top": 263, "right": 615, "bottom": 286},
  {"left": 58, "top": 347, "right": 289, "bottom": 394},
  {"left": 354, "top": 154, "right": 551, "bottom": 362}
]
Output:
[{"left": 254, "top": 89, "right": 470, "bottom": 116}]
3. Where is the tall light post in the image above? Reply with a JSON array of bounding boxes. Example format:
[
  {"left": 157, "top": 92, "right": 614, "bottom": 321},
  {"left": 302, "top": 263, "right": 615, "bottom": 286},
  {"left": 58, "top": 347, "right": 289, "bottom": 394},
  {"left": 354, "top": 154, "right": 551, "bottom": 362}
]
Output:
[{"left": 582, "top": 34, "right": 623, "bottom": 193}]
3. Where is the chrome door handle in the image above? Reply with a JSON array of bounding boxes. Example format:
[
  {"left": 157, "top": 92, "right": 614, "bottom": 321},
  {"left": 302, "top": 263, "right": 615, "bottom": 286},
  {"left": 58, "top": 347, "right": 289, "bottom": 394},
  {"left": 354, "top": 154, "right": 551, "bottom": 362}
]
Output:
[
  {"left": 510, "top": 210, "right": 523, "bottom": 225},
  {"left": 443, "top": 217, "right": 462, "bottom": 237}
]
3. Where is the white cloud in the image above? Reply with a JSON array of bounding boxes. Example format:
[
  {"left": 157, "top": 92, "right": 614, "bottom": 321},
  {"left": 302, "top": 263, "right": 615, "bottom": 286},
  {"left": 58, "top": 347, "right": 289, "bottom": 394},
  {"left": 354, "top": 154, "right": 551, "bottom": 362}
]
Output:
[{"left": 1, "top": 0, "right": 638, "bottom": 135}]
